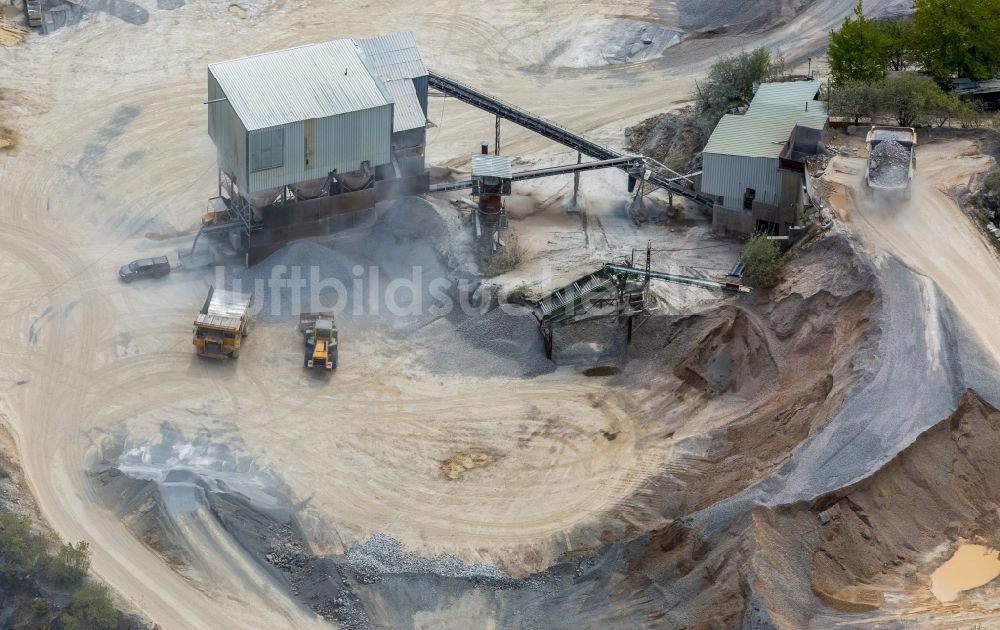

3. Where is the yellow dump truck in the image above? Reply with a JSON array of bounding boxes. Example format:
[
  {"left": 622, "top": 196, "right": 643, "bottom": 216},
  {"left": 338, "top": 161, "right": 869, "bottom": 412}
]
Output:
[
  {"left": 300, "top": 312, "right": 338, "bottom": 370},
  {"left": 193, "top": 286, "right": 253, "bottom": 359}
]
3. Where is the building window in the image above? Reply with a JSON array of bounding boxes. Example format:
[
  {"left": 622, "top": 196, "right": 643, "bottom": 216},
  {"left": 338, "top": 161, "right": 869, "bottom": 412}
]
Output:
[
  {"left": 250, "top": 127, "right": 284, "bottom": 173},
  {"left": 743, "top": 188, "right": 756, "bottom": 210}
]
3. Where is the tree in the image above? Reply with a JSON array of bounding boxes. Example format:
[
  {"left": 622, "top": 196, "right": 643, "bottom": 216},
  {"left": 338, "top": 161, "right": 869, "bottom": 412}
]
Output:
[
  {"left": 879, "top": 73, "right": 945, "bottom": 126},
  {"left": 0, "top": 513, "right": 49, "bottom": 575},
  {"left": 912, "top": 0, "right": 1000, "bottom": 80},
  {"left": 829, "top": 81, "right": 879, "bottom": 125},
  {"left": 876, "top": 17, "right": 914, "bottom": 71},
  {"left": 742, "top": 234, "right": 782, "bottom": 288},
  {"left": 829, "top": 1, "right": 890, "bottom": 85},
  {"left": 694, "top": 47, "right": 784, "bottom": 136},
  {"left": 49, "top": 541, "right": 91, "bottom": 584},
  {"left": 61, "top": 584, "right": 117, "bottom": 630}
]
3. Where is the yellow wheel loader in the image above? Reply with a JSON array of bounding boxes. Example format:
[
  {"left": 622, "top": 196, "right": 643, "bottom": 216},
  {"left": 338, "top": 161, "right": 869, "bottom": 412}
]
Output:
[{"left": 300, "top": 313, "right": 338, "bottom": 370}]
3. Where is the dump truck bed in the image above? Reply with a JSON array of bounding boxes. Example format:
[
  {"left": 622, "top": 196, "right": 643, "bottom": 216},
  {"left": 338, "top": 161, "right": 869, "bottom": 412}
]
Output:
[
  {"left": 198, "top": 288, "right": 253, "bottom": 331},
  {"left": 866, "top": 126, "right": 917, "bottom": 190}
]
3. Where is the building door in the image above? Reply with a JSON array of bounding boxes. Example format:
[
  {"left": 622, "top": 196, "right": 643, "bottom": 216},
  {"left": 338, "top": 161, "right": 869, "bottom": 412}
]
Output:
[{"left": 304, "top": 119, "right": 315, "bottom": 169}]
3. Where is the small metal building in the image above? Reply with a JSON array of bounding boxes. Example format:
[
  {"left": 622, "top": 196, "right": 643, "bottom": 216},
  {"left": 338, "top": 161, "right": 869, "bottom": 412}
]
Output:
[{"left": 701, "top": 80, "right": 827, "bottom": 235}]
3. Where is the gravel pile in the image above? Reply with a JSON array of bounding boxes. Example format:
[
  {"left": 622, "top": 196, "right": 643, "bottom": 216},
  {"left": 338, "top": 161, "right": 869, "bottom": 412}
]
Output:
[
  {"left": 415, "top": 303, "right": 554, "bottom": 378},
  {"left": 868, "top": 138, "right": 911, "bottom": 187},
  {"left": 220, "top": 196, "right": 559, "bottom": 377},
  {"left": 346, "top": 533, "right": 535, "bottom": 589},
  {"left": 227, "top": 199, "right": 457, "bottom": 332}
]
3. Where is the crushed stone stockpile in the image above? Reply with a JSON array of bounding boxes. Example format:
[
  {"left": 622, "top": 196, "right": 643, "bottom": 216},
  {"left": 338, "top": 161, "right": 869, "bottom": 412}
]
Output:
[
  {"left": 868, "top": 138, "right": 911, "bottom": 187},
  {"left": 677, "top": 0, "right": 810, "bottom": 34}
]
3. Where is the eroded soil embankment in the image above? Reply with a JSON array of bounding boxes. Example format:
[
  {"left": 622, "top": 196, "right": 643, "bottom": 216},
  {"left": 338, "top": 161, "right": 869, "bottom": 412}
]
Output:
[
  {"left": 750, "top": 389, "right": 1000, "bottom": 626},
  {"left": 612, "top": 391, "right": 1000, "bottom": 629},
  {"left": 610, "top": 231, "right": 876, "bottom": 525}
]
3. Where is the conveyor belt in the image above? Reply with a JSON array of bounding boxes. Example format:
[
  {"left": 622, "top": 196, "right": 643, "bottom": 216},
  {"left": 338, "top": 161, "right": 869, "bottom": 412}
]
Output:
[
  {"left": 428, "top": 155, "right": 644, "bottom": 193},
  {"left": 428, "top": 72, "right": 714, "bottom": 207}
]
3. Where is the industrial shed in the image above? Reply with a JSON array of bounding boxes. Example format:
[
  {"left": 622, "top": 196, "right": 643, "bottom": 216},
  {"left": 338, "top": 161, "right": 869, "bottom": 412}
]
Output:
[
  {"left": 205, "top": 33, "right": 431, "bottom": 264},
  {"left": 208, "top": 32, "right": 430, "bottom": 203},
  {"left": 208, "top": 39, "right": 395, "bottom": 202},
  {"left": 701, "top": 79, "right": 827, "bottom": 235}
]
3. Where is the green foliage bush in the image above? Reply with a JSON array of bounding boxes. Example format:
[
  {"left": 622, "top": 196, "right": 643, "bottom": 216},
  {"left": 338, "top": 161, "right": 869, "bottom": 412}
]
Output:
[
  {"left": 30, "top": 598, "right": 48, "bottom": 615},
  {"left": 61, "top": 583, "right": 117, "bottom": 630},
  {"left": 829, "top": 2, "right": 889, "bottom": 86},
  {"left": 912, "top": 0, "right": 1000, "bottom": 80},
  {"left": 49, "top": 541, "right": 91, "bottom": 584},
  {"left": 0, "top": 513, "right": 49, "bottom": 575},
  {"left": 742, "top": 234, "right": 782, "bottom": 288},
  {"left": 830, "top": 0, "right": 1000, "bottom": 84},
  {"left": 693, "top": 47, "right": 784, "bottom": 137}
]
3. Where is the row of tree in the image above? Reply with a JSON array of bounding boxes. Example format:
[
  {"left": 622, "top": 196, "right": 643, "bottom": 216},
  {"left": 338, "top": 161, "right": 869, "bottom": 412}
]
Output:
[
  {"left": 829, "top": 0, "right": 1000, "bottom": 85},
  {"left": 829, "top": 73, "right": 984, "bottom": 127}
]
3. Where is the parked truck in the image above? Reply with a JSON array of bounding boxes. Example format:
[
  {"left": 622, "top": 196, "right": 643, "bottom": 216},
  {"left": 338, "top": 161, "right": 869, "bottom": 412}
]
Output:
[
  {"left": 299, "top": 312, "right": 338, "bottom": 370},
  {"left": 192, "top": 286, "right": 253, "bottom": 359},
  {"left": 866, "top": 126, "right": 917, "bottom": 194},
  {"left": 24, "top": 0, "right": 42, "bottom": 28}
]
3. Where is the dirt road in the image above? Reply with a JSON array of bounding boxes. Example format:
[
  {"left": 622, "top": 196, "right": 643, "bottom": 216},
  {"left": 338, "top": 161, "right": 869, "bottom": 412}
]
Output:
[
  {"left": 828, "top": 140, "right": 1000, "bottom": 364},
  {"left": 0, "top": 0, "right": 905, "bottom": 627}
]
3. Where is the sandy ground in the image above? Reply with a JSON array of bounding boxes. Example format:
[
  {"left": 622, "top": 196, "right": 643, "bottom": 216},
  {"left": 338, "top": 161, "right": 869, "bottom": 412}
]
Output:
[{"left": 0, "top": 0, "right": 938, "bottom": 628}]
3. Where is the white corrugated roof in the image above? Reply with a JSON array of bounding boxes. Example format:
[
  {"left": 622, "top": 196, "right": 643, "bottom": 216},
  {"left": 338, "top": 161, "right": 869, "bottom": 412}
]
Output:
[
  {"left": 357, "top": 31, "right": 428, "bottom": 81},
  {"left": 209, "top": 39, "right": 392, "bottom": 131},
  {"left": 471, "top": 154, "right": 513, "bottom": 179},
  {"left": 384, "top": 79, "right": 426, "bottom": 132},
  {"left": 703, "top": 80, "right": 827, "bottom": 159}
]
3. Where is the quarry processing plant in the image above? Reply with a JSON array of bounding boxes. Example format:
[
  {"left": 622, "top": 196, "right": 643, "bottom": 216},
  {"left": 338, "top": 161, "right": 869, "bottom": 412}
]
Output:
[{"left": 193, "top": 32, "right": 713, "bottom": 266}]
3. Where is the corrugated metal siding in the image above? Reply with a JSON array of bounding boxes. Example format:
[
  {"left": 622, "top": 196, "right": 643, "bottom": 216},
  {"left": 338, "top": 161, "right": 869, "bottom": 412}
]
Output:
[
  {"left": 357, "top": 31, "right": 428, "bottom": 81},
  {"left": 247, "top": 105, "right": 392, "bottom": 193},
  {"left": 392, "top": 127, "right": 425, "bottom": 150},
  {"left": 413, "top": 75, "right": 428, "bottom": 116},
  {"left": 471, "top": 154, "right": 513, "bottom": 179},
  {"left": 208, "top": 40, "right": 391, "bottom": 131},
  {"left": 384, "top": 79, "right": 425, "bottom": 132},
  {"left": 750, "top": 80, "right": 822, "bottom": 107},
  {"left": 701, "top": 154, "right": 782, "bottom": 209},
  {"left": 207, "top": 69, "right": 248, "bottom": 188}
]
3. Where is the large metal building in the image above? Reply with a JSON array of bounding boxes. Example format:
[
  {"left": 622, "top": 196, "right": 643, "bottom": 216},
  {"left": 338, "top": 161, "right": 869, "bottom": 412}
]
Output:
[
  {"left": 208, "top": 39, "right": 395, "bottom": 202},
  {"left": 700, "top": 80, "right": 827, "bottom": 235},
  {"left": 204, "top": 33, "right": 431, "bottom": 263}
]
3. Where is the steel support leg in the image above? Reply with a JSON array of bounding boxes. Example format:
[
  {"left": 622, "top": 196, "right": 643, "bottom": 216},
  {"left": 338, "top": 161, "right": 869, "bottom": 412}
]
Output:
[
  {"left": 572, "top": 151, "right": 581, "bottom": 207},
  {"left": 495, "top": 115, "right": 500, "bottom": 155}
]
